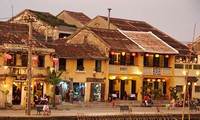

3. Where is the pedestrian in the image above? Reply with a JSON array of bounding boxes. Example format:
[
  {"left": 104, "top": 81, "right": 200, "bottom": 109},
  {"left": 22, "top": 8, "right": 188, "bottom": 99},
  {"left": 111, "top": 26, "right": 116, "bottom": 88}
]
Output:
[{"left": 69, "top": 90, "right": 74, "bottom": 104}]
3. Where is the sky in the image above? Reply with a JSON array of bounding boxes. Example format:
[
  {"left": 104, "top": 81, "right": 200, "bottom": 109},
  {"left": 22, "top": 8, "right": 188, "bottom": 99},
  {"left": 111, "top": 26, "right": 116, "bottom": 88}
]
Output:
[{"left": 0, "top": 0, "right": 200, "bottom": 43}]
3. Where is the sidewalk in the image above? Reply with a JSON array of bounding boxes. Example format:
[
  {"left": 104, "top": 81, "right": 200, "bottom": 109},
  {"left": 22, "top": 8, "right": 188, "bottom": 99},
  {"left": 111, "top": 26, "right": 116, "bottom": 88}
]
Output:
[{"left": 0, "top": 100, "right": 199, "bottom": 117}]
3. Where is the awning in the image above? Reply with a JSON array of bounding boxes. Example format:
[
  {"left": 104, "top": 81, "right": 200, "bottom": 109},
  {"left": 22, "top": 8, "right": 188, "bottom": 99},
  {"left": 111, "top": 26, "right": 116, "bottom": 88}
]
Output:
[{"left": 187, "top": 77, "right": 198, "bottom": 83}]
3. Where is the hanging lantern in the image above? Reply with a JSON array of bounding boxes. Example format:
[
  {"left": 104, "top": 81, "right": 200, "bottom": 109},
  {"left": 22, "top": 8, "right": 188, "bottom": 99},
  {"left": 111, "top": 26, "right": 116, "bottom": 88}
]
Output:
[
  {"left": 32, "top": 56, "right": 38, "bottom": 62},
  {"left": 53, "top": 58, "right": 59, "bottom": 63},
  {"left": 165, "top": 55, "right": 169, "bottom": 58},
  {"left": 132, "top": 52, "right": 136, "bottom": 56},
  {"left": 122, "top": 52, "right": 126, "bottom": 56},
  {"left": 111, "top": 51, "right": 115, "bottom": 55},
  {"left": 145, "top": 53, "right": 149, "bottom": 57},
  {"left": 155, "top": 54, "right": 159, "bottom": 58},
  {"left": 5, "top": 54, "right": 12, "bottom": 60}
]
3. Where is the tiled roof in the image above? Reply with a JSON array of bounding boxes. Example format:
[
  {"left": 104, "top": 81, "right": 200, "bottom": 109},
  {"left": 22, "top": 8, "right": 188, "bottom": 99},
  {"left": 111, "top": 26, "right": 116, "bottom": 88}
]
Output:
[
  {"left": 63, "top": 10, "right": 91, "bottom": 25},
  {"left": 45, "top": 43, "right": 107, "bottom": 59},
  {"left": 52, "top": 38, "right": 69, "bottom": 44},
  {"left": 0, "top": 21, "right": 45, "bottom": 48},
  {"left": 120, "top": 30, "right": 178, "bottom": 54},
  {"left": 89, "top": 27, "right": 143, "bottom": 52},
  {"left": 100, "top": 16, "right": 190, "bottom": 55}
]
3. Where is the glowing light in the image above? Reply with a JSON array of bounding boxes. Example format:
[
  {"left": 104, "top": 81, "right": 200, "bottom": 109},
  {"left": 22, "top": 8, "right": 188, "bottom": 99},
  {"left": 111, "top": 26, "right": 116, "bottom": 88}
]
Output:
[
  {"left": 194, "top": 82, "right": 197, "bottom": 86},
  {"left": 182, "top": 71, "right": 187, "bottom": 76},
  {"left": 188, "top": 82, "right": 191, "bottom": 85},
  {"left": 145, "top": 53, "right": 149, "bottom": 57},
  {"left": 157, "top": 79, "right": 161, "bottom": 82},
  {"left": 147, "top": 79, "right": 151, "bottom": 82},
  {"left": 165, "top": 55, "right": 169, "bottom": 58},
  {"left": 152, "top": 79, "right": 156, "bottom": 82},
  {"left": 32, "top": 56, "right": 38, "bottom": 62},
  {"left": 109, "top": 76, "right": 116, "bottom": 80},
  {"left": 122, "top": 52, "right": 126, "bottom": 56},
  {"left": 53, "top": 58, "right": 59, "bottom": 63},
  {"left": 132, "top": 53, "right": 136, "bottom": 56},
  {"left": 155, "top": 54, "right": 159, "bottom": 58},
  {"left": 111, "top": 51, "right": 115, "bottom": 55},
  {"left": 162, "top": 79, "right": 166, "bottom": 82}
]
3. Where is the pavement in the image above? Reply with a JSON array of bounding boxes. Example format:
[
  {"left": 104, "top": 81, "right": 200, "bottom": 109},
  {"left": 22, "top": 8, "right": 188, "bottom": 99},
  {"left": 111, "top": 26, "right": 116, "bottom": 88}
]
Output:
[{"left": 0, "top": 100, "right": 199, "bottom": 117}]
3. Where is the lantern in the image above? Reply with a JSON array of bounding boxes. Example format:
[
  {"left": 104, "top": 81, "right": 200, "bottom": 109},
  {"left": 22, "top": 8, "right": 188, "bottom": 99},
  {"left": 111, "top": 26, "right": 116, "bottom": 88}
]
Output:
[
  {"left": 132, "top": 52, "right": 136, "bottom": 56},
  {"left": 53, "top": 58, "right": 59, "bottom": 63},
  {"left": 145, "top": 53, "right": 149, "bottom": 57},
  {"left": 5, "top": 54, "right": 12, "bottom": 60},
  {"left": 122, "top": 52, "right": 126, "bottom": 56},
  {"left": 155, "top": 54, "right": 159, "bottom": 58},
  {"left": 111, "top": 51, "right": 115, "bottom": 55},
  {"left": 32, "top": 56, "right": 38, "bottom": 62},
  {"left": 165, "top": 55, "right": 169, "bottom": 58}
]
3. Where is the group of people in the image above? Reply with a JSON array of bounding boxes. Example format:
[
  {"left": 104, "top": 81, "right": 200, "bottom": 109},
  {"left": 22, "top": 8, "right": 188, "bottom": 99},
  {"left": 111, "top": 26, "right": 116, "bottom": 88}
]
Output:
[{"left": 34, "top": 94, "right": 51, "bottom": 114}]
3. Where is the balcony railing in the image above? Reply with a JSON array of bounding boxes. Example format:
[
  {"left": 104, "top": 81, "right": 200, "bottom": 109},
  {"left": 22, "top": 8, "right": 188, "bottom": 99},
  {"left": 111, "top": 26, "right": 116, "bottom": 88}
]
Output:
[
  {"left": 109, "top": 65, "right": 139, "bottom": 75},
  {"left": 174, "top": 63, "right": 200, "bottom": 76},
  {"left": 0, "top": 66, "right": 28, "bottom": 75},
  {"left": 143, "top": 67, "right": 172, "bottom": 76}
]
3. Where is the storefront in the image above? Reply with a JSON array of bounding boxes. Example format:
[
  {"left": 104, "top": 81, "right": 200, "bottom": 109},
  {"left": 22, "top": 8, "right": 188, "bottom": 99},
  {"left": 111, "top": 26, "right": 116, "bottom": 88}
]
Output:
[{"left": 73, "top": 82, "right": 85, "bottom": 102}]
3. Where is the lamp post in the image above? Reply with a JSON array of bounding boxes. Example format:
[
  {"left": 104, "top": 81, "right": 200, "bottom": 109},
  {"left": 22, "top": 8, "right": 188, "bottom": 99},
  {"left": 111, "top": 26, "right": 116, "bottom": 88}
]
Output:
[{"left": 23, "top": 15, "right": 36, "bottom": 115}]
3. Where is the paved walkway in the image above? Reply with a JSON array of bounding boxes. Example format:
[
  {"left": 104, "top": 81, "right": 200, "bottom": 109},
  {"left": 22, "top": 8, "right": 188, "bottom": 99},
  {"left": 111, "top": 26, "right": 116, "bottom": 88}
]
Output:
[{"left": 0, "top": 100, "right": 199, "bottom": 117}]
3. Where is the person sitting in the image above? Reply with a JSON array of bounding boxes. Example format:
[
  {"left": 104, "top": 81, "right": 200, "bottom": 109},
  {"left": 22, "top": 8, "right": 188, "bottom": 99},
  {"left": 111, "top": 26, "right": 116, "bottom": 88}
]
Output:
[
  {"left": 144, "top": 95, "right": 150, "bottom": 106},
  {"left": 42, "top": 101, "right": 51, "bottom": 115},
  {"left": 39, "top": 94, "right": 48, "bottom": 105}
]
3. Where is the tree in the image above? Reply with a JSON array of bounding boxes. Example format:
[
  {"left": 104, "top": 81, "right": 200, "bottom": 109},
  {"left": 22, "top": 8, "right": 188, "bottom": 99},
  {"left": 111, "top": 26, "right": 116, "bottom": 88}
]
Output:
[
  {"left": 0, "top": 90, "right": 9, "bottom": 107},
  {"left": 169, "top": 87, "right": 178, "bottom": 100},
  {"left": 46, "top": 66, "right": 63, "bottom": 107},
  {"left": 151, "top": 88, "right": 163, "bottom": 112},
  {"left": 140, "top": 83, "right": 152, "bottom": 98}
]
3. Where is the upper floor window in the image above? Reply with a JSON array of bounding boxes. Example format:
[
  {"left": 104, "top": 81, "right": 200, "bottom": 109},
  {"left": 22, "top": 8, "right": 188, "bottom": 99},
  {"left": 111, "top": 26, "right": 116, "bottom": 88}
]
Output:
[
  {"left": 59, "top": 58, "right": 66, "bottom": 71},
  {"left": 153, "top": 54, "right": 160, "bottom": 67},
  {"left": 164, "top": 55, "right": 169, "bottom": 67},
  {"left": 38, "top": 56, "right": 45, "bottom": 67},
  {"left": 144, "top": 53, "right": 149, "bottom": 66},
  {"left": 7, "top": 54, "right": 16, "bottom": 66},
  {"left": 95, "top": 60, "right": 101, "bottom": 72},
  {"left": 21, "top": 55, "right": 28, "bottom": 67},
  {"left": 77, "top": 59, "right": 84, "bottom": 71}
]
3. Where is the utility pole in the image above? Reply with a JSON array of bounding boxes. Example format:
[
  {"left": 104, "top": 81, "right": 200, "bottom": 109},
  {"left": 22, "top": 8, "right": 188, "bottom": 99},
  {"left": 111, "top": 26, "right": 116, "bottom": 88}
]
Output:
[{"left": 23, "top": 15, "right": 36, "bottom": 115}]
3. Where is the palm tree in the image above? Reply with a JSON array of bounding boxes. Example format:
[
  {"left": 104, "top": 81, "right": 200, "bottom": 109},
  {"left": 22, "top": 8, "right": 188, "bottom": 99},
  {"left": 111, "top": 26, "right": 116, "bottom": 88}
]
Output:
[
  {"left": 151, "top": 88, "right": 162, "bottom": 112},
  {"left": 46, "top": 66, "right": 63, "bottom": 107}
]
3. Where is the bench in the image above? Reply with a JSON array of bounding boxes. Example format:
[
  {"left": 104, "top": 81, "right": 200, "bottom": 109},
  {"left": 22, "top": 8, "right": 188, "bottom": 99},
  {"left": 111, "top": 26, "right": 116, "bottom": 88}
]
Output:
[
  {"left": 119, "top": 105, "right": 132, "bottom": 113},
  {"left": 36, "top": 105, "right": 52, "bottom": 115}
]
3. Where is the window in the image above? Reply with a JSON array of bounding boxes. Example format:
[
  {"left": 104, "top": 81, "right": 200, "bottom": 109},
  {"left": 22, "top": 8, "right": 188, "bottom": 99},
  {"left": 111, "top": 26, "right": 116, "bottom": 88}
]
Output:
[
  {"left": 59, "top": 58, "right": 66, "bottom": 71},
  {"left": 21, "top": 55, "right": 28, "bottom": 67},
  {"left": 176, "top": 85, "right": 183, "bottom": 93},
  {"left": 154, "top": 82, "right": 159, "bottom": 89},
  {"left": 95, "top": 60, "right": 101, "bottom": 72},
  {"left": 38, "top": 56, "right": 44, "bottom": 67},
  {"left": 120, "top": 53, "right": 126, "bottom": 65},
  {"left": 195, "top": 86, "right": 200, "bottom": 93},
  {"left": 77, "top": 59, "right": 84, "bottom": 71},
  {"left": 144, "top": 55, "right": 149, "bottom": 66},
  {"left": 153, "top": 55, "right": 159, "bottom": 67},
  {"left": 7, "top": 54, "right": 16, "bottom": 66},
  {"left": 164, "top": 57, "right": 169, "bottom": 67},
  {"left": 109, "top": 53, "right": 115, "bottom": 64}
]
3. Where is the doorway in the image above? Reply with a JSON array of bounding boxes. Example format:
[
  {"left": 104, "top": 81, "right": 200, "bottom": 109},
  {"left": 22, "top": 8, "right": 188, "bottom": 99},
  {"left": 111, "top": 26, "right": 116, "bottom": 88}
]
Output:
[{"left": 12, "top": 82, "right": 22, "bottom": 105}]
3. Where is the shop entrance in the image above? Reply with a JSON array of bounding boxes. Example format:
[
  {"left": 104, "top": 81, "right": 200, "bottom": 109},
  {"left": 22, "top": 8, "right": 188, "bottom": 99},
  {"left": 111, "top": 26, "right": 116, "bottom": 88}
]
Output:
[
  {"left": 73, "top": 83, "right": 85, "bottom": 102},
  {"left": 33, "top": 82, "right": 44, "bottom": 104},
  {"left": 12, "top": 82, "right": 22, "bottom": 105}
]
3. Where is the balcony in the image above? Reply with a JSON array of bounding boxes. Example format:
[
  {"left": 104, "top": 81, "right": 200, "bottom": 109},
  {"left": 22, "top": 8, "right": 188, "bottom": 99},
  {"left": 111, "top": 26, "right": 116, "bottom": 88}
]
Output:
[
  {"left": 143, "top": 67, "right": 172, "bottom": 76},
  {"left": 174, "top": 63, "right": 200, "bottom": 76},
  {"left": 0, "top": 66, "right": 27, "bottom": 76},
  {"left": 109, "top": 65, "right": 140, "bottom": 75}
]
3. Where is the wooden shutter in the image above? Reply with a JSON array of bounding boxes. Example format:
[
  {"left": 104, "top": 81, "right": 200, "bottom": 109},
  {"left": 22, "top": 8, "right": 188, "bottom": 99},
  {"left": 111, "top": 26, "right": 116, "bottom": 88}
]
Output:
[
  {"left": 100, "top": 83, "right": 105, "bottom": 102},
  {"left": 89, "top": 83, "right": 94, "bottom": 102}
]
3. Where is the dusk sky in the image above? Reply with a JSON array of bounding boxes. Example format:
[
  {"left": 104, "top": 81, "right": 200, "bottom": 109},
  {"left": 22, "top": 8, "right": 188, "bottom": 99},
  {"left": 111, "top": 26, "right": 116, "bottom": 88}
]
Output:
[{"left": 0, "top": 0, "right": 200, "bottom": 43}]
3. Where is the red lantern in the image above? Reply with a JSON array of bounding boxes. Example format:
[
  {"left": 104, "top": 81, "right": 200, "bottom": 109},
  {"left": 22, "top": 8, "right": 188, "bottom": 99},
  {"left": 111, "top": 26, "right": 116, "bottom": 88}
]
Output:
[
  {"left": 111, "top": 51, "right": 115, "bottom": 55},
  {"left": 145, "top": 53, "right": 149, "bottom": 57},
  {"left": 5, "top": 54, "right": 12, "bottom": 60},
  {"left": 53, "top": 58, "right": 59, "bottom": 63},
  {"left": 32, "top": 57, "right": 38, "bottom": 62},
  {"left": 132, "top": 53, "right": 136, "bottom": 56},
  {"left": 165, "top": 55, "right": 169, "bottom": 58}
]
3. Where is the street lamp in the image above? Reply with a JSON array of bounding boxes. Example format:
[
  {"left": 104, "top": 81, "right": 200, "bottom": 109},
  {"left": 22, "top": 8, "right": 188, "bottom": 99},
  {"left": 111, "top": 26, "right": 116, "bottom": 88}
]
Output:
[{"left": 23, "top": 15, "right": 36, "bottom": 115}]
